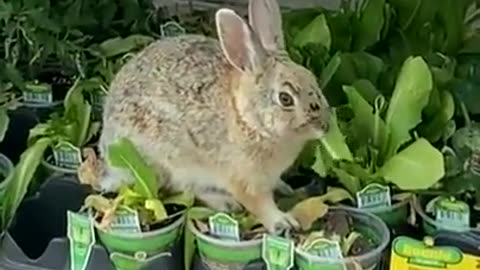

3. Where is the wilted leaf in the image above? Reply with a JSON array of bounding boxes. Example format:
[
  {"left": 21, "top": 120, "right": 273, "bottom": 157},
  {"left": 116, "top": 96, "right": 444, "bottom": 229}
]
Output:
[
  {"left": 384, "top": 56, "right": 433, "bottom": 158},
  {"left": 378, "top": 138, "right": 444, "bottom": 190},
  {"left": 145, "top": 199, "right": 168, "bottom": 222}
]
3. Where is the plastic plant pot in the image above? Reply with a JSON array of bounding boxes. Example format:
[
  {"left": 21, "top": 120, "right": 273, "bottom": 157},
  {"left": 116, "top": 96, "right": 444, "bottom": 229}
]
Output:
[
  {"left": 412, "top": 194, "right": 479, "bottom": 235},
  {"left": 188, "top": 219, "right": 264, "bottom": 270},
  {"left": 0, "top": 175, "right": 183, "bottom": 270},
  {"left": 41, "top": 154, "right": 78, "bottom": 179},
  {"left": 96, "top": 211, "right": 186, "bottom": 270},
  {"left": 363, "top": 196, "right": 411, "bottom": 230},
  {"left": 295, "top": 207, "right": 390, "bottom": 270}
]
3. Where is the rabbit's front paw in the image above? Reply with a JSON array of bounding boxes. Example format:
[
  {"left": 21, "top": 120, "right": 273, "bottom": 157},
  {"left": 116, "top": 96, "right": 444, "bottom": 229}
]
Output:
[{"left": 263, "top": 209, "right": 300, "bottom": 235}]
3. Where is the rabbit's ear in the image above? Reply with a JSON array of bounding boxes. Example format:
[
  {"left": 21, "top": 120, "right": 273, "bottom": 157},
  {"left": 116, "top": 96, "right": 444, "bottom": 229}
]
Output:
[
  {"left": 248, "top": 0, "right": 285, "bottom": 52},
  {"left": 216, "top": 8, "right": 267, "bottom": 74}
]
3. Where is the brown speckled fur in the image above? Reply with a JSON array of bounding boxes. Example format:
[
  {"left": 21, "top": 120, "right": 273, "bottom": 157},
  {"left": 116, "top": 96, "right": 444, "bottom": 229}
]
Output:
[{"left": 99, "top": 0, "right": 330, "bottom": 233}]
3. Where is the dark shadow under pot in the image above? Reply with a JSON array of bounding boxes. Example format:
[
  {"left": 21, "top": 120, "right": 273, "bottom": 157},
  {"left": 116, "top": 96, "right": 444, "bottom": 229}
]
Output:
[{"left": 0, "top": 175, "right": 184, "bottom": 270}]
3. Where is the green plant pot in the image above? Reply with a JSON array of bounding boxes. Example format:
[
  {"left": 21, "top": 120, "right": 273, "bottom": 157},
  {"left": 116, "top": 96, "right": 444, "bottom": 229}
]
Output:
[
  {"left": 188, "top": 218, "right": 264, "bottom": 269},
  {"left": 96, "top": 213, "right": 185, "bottom": 270},
  {"left": 412, "top": 194, "right": 478, "bottom": 235},
  {"left": 363, "top": 196, "right": 411, "bottom": 228},
  {"left": 295, "top": 207, "right": 390, "bottom": 270},
  {"left": 41, "top": 155, "right": 78, "bottom": 179}
]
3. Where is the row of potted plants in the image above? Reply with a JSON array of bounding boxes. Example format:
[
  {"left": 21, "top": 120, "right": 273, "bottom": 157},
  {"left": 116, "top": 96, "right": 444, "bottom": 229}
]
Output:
[{"left": 0, "top": 0, "right": 479, "bottom": 269}]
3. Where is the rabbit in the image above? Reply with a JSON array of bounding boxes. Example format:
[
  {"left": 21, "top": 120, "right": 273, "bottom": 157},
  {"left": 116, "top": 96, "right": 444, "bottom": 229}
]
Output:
[{"left": 98, "top": 0, "right": 331, "bottom": 234}]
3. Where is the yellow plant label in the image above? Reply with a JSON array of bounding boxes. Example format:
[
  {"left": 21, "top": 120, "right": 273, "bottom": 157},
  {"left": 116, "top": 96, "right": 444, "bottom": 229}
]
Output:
[{"left": 390, "top": 236, "right": 480, "bottom": 269}]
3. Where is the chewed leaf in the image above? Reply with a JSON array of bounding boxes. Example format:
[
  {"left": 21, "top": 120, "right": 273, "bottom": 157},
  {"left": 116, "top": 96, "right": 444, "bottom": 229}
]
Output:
[
  {"left": 84, "top": 195, "right": 114, "bottom": 213},
  {"left": 145, "top": 199, "right": 168, "bottom": 222},
  {"left": 119, "top": 186, "right": 144, "bottom": 206},
  {"left": 289, "top": 198, "right": 329, "bottom": 230},
  {"left": 164, "top": 192, "right": 195, "bottom": 208},
  {"left": 107, "top": 137, "right": 159, "bottom": 199},
  {"left": 319, "top": 111, "right": 354, "bottom": 161}
]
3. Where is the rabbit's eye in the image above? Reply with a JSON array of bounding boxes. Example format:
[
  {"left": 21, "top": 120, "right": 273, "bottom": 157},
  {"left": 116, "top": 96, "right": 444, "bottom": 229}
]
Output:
[{"left": 278, "top": 92, "right": 294, "bottom": 107}]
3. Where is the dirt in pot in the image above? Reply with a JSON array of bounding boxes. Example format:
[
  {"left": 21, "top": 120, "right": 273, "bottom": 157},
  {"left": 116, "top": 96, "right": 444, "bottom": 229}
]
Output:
[{"left": 291, "top": 210, "right": 377, "bottom": 257}]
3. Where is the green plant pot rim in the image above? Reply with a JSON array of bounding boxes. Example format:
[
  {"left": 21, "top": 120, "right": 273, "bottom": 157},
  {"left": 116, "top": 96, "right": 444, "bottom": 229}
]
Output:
[
  {"left": 187, "top": 217, "right": 262, "bottom": 248},
  {"left": 295, "top": 206, "right": 390, "bottom": 265},
  {"left": 96, "top": 211, "right": 186, "bottom": 238},
  {"left": 20, "top": 99, "right": 63, "bottom": 109},
  {"left": 412, "top": 194, "right": 478, "bottom": 233},
  {"left": 42, "top": 155, "right": 78, "bottom": 175}
]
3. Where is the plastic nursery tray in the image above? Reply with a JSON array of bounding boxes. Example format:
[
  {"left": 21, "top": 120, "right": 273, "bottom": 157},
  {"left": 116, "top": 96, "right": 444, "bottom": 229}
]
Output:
[{"left": 0, "top": 175, "right": 183, "bottom": 270}]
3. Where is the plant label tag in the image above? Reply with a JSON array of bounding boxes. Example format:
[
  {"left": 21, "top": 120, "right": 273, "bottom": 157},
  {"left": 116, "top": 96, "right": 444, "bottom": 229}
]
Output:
[
  {"left": 110, "top": 206, "right": 142, "bottom": 233},
  {"left": 160, "top": 21, "right": 186, "bottom": 37},
  {"left": 356, "top": 183, "right": 391, "bottom": 209},
  {"left": 390, "top": 236, "right": 480, "bottom": 270},
  {"left": 304, "top": 238, "right": 344, "bottom": 260},
  {"left": 208, "top": 212, "right": 240, "bottom": 241},
  {"left": 262, "top": 234, "right": 294, "bottom": 270},
  {"left": 67, "top": 211, "right": 95, "bottom": 270},
  {"left": 433, "top": 197, "right": 470, "bottom": 229},
  {"left": 53, "top": 141, "right": 82, "bottom": 169},
  {"left": 22, "top": 83, "right": 53, "bottom": 104}
]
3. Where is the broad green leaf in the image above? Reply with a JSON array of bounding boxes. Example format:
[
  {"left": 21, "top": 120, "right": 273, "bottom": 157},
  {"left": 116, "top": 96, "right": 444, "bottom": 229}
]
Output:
[
  {"left": 293, "top": 14, "right": 331, "bottom": 50},
  {"left": 352, "top": 0, "right": 386, "bottom": 50},
  {"left": 99, "top": 35, "right": 154, "bottom": 58},
  {"left": 107, "top": 138, "right": 158, "bottom": 199},
  {"left": 1, "top": 138, "right": 52, "bottom": 230},
  {"left": 145, "top": 199, "right": 168, "bottom": 222},
  {"left": 64, "top": 79, "right": 92, "bottom": 146},
  {"left": 384, "top": 56, "right": 433, "bottom": 158},
  {"left": 0, "top": 108, "right": 9, "bottom": 143},
  {"left": 184, "top": 207, "right": 216, "bottom": 270},
  {"left": 352, "top": 79, "right": 382, "bottom": 105},
  {"left": 319, "top": 111, "right": 353, "bottom": 161},
  {"left": 331, "top": 162, "right": 364, "bottom": 195},
  {"left": 343, "top": 85, "right": 388, "bottom": 152},
  {"left": 378, "top": 138, "right": 444, "bottom": 190}
]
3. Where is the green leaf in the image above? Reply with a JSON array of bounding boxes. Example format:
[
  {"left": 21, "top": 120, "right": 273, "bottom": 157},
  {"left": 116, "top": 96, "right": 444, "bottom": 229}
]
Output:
[
  {"left": 320, "top": 52, "right": 342, "bottom": 89},
  {"left": 352, "top": 0, "right": 386, "bottom": 50},
  {"left": 417, "top": 89, "right": 455, "bottom": 142},
  {"left": 164, "top": 192, "right": 195, "bottom": 208},
  {"left": 377, "top": 138, "right": 444, "bottom": 190},
  {"left": 351, "top": 79, "right": 382, "bottom": 105},
  {"left": 1, "top": 138, "right": 52, "bottom": 230},
  {"left": 293, "top": 14, "right": 331, "bottom": 50},
  {"left": 64, "top": 79, "right": 92, "bottom": 146},
  {"left": 343, "top": 85, "right": 388, "bottom": 152},
  {"left": 319, "top": 111, "right": 354, "bottom": 162},
  {"left": 107, "top": 138, "right": 158, "bottom": 199},
  {"left": 0, "top": 108, "right": 9, "bottom": 143},
  {"left": 99, "top": 35, "right": 154, "bottom": 58},
  {"left": 384, "top": 56, "right": 433, "bottom": 158},
  {"left": 184, "top": 207, "right": 216, "bottom": 270}
]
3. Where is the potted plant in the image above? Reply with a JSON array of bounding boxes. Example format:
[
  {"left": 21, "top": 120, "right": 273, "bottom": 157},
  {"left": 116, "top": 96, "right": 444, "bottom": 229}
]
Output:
[
  {"left": 414, "top": 102, "right": 480, "bottom": 235},
  {"left": 77, "top": 137, "right": 192, "bottom": 270},
  {"left": 184, "top": 188, "right": 382, "bottom": 270},
  {"left": 312, "top": 56, "right": 446, "bottom": 230}
]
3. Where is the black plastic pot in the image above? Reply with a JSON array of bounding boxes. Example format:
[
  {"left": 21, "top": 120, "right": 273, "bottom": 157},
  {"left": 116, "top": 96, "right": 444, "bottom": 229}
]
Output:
[{"left": 0, "top": 175, "right": 183, "bottom": 270}]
